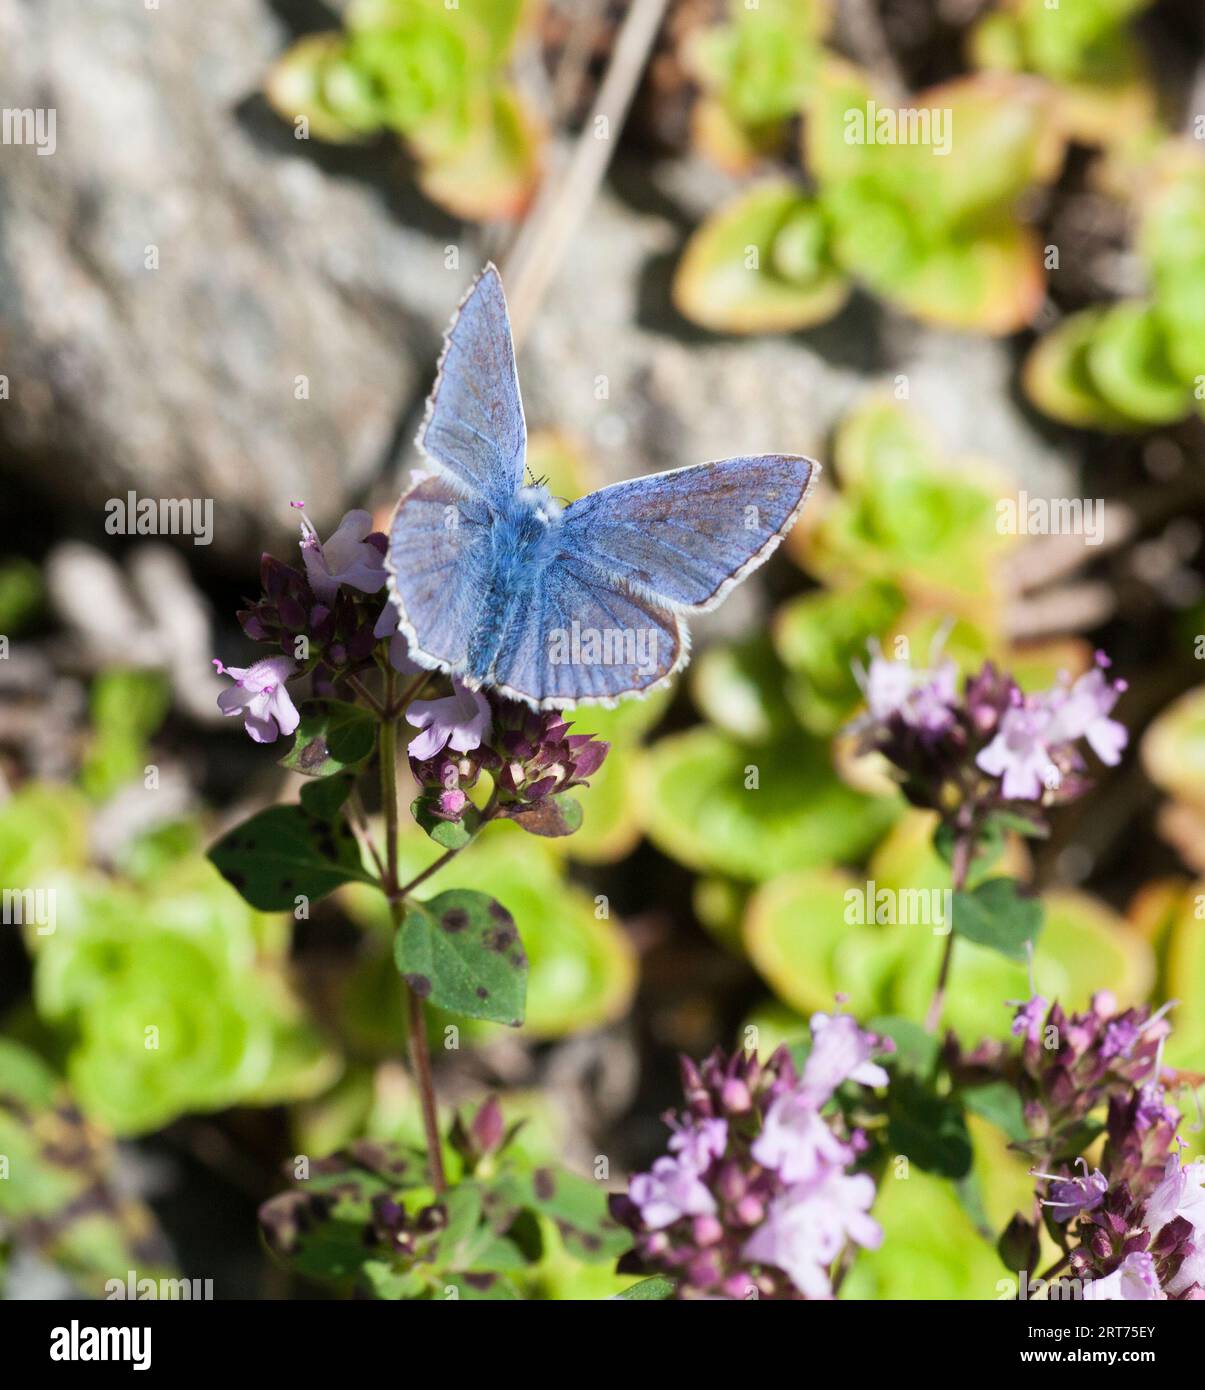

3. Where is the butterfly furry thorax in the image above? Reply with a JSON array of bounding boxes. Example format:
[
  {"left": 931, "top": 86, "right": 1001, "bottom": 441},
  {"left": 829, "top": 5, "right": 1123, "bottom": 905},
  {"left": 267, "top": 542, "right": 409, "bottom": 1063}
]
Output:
[{"left": 385, "top": 264, "right": 818, "bottom": 711}]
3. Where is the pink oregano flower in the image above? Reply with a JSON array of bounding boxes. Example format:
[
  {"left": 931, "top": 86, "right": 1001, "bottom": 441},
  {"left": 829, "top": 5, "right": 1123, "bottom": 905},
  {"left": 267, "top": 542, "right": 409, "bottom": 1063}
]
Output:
[
  {"left": 292, "top": 502, "right": 387, "bottom": 604},
  {"left": 213, "top": 655, "right": 300, "bottom": 744},
  {"left": 612, "top": 1012, "right": 889, "bottom": 1299},
  {"left": 406, "top": 679, "right": 492, "bottom": 761}
]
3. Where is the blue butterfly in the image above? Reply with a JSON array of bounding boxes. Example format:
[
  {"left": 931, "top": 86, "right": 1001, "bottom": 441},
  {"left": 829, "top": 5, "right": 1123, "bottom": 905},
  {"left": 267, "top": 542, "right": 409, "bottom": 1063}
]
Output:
[{"left": 386, "top": 265, "right": 818, "bottom": 709}]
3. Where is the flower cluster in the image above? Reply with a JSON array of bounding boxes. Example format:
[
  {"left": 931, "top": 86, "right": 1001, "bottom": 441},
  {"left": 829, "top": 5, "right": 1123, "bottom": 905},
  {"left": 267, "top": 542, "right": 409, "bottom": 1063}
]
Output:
[
  {"left": 407, "top": 694, "right": 610, "bottom": 824},
  {"left": 957, "top": 991, "right": 1173, "bottom": 1150},
  {"left": 851, "top": 644, "right": 1127, "bottom": 831},
  {"left": 960, "top": 990, "right": 1203, "bottom": 1300},
  {"left": 610, "top": 1013, "right": 891, "bottom": 1299},
  {"left": 217, "top": 506, "right": 410, "bottom": 740}
]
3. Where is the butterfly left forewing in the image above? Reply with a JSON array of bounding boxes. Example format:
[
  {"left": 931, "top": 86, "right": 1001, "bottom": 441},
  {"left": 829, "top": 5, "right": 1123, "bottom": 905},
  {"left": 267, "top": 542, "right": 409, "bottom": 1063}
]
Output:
[{"left": 386, "top": 472, "right": 496, "bottom": 676}]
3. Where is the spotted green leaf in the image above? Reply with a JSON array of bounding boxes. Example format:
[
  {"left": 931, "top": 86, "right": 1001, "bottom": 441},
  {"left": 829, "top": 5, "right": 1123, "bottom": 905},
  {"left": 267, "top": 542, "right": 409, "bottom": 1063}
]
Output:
[
  {"left": 209, "top": 804, "right": 372, "bottom": 910},
  {"left": 394, "top": 888, "right": 528, "bottom": 1027},
  {"left": 279, "top": 699, "right": 377, "bottom": 778}
]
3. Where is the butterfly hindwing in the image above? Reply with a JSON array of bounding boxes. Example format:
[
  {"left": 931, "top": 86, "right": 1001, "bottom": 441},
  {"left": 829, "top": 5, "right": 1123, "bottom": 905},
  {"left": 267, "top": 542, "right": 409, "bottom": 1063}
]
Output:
[
  {"left": 490, "top": 553, "right": 684, "bottom": 708},
  {"left": 386, "top": 472, "right": 495, "bottom": 674},
  {"left": 559, "top": 455, "right": 816, "bottom": 612},
  {"left": 418, "top": 264, "right": 526, "bottom": 508}
]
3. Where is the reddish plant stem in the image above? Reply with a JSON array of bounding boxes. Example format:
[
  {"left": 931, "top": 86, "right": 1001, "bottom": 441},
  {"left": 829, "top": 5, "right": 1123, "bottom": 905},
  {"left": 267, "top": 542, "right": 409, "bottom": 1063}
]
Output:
[{"left": 378, "top": 682, "right": 446, "bottom": 1193}]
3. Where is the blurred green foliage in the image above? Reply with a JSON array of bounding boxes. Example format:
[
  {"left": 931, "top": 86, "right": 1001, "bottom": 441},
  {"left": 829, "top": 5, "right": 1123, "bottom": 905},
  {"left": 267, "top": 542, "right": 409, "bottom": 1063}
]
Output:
[
  {"left": 0, "top": 673, "right": 339, "bottom": 1137},
  {"left": 683, "top": 0, "right": 831, "bottom": 170},
  {"left": 672, "top": 0, "right": 1203, "bottom": 436},
  {"left": 1, "top": 783, "right": 339, "bottom": 1136},
  {"left": 266, "top": 0, "right": 543, "bottom": 220},
  {"left": 0, "top": 1039, "right": 175, "bottom": 1296},
  {"left": 676, "top": 66, "right": 1059, "bottom": 336},
  {"left": 1026, "top": 152, "right": 1205, "bottom": 428},
  {"left": 0, "top": 557, "right": 43, "bottom": 635},
  {"left": 258, "top": 1115, "right": 634, "bottom": 1300},
  {"left": 970, "top": 0, "right": 1157, "bottom": 148}
]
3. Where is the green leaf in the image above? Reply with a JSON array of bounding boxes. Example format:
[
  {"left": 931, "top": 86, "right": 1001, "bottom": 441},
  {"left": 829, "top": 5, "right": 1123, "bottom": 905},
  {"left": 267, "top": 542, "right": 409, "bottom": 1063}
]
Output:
[
  {"left": 433, "top": 1184, "right": 527, "bottom": 1275},
  {"left": 984, "top": 809, "right": 1050, "bottom": 842},
  {"left": 344, "top": 826, "right": 637, "bottom": 1039},
  {"left": 801, "top": 398, "right": 1009, "bottom": 607},
  {"left": 807, "top": 69, "right": 1057, "bottom": 334},
  {"left": 82, "top": 669, "right": 170, "bottom": 800},
  {"left": 394, "top": 888, "right": 528, "bottom": 1026},
  {"left": 497, "top": 794, "right": 583, "bottom": 838},
  {"left": 773, "top": 581, "right": 905, "bottom": 734},
  {"left": 843, "top": 1165, "right": 1012, "bottom": 1298},
  {"left": 683, "top": 0, "right": 826, "bottom": 131},
  {"left": 0, "top": 556, "right": 43, "bottom": 633},
  {"left": 616, "top": 1275, "right": 676, "bottom": 1300},
  {"left": 893, "top": 889, "right": 1153, "bottom": 1044},
  {"left": 932, "top": 820, "right": 1013, "bottom": 886},
  {"left": 258, "top": 1141, "right": 429, "bottom": 1290},
  {"left": 642, "top": 728, "right": 897, "bottom": 882},
  {"left": 691, "top": 635, "right": 797, "bottom": 744},
  {"left": 745, "top": 867, "right": 903, "bottom": 1018},
  {"left": 209, "top": 804, "right": 371, "bottom": 910},
  {"left": 361, "top": 1262, "right": 428, "bottom": 1301},
  {"left": 673, "top": 181, "right": 850, "bottom": 334},
  {"left": 441, "top": 1273, "right": 521, "bottom": 1300},
  {"left": 279, "top": 699, "right": 377, "bottom": 777},
  {"left": 415, "top": 86, "right": 544, "bottom": 222},
  {"left": 412, "top": 798, "right": 480, "bottom": 849},
  {"left": 868, "top": 1015, "right": 940, "bottom": 1075},
  {"left": 266, "top": 33, "right": 385, "bottom": 143},
  {"left": 1087, "top": 300, "right": 1192, "bottom": 425},
  {"left": 300, "top": 773, "right": 355, "bottom": 820},
  {"left": 1022, "top": 307, "right": 1137, "bottom": 429},
  {"left": 962, "top": 1080, "right": 1029, "bottom": 1143},
  {"left": 952, "top": 878, "right": 1042, "bottom": 962},
  {"left": 887, "top": 1073, "right": 973, "bottom": 1178},
  {"left": 1142, "top": 684, "right": 1205, "bottom": 809},
  {"left": 489, "top": 1165, "right": 629, "bottom": 1265},
  {"left": 0, "top": 1042, "right": 176, "bottom": 1297}
]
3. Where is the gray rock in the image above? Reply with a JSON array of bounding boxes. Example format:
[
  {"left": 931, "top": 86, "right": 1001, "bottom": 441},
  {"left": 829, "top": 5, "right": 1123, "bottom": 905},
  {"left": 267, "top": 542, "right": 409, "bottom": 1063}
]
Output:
[{"left": 0, "top": 0, "right": 441, "bottom": 556}]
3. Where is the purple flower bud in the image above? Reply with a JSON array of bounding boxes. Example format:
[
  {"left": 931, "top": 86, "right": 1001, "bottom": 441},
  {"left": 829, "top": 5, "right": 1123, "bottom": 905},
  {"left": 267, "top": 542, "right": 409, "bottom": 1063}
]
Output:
[
  {"left": 469, "top": 1095, "right": 505, "bottom": 1156},
  {"left": 721, "top": 1078, "right": 752, "bottom": 1115},
  {"left": 278, "top": 595, "right": 308, "bottom": 632},
  {"left": 693, "top": 1215, "right": 724, "bottom": 1247},
  {"left": 734, "top": 1195, "right": 764, "bottom": 1227},
  {"left": 239, "top": 610, "right": 270, "bottom": 641}
]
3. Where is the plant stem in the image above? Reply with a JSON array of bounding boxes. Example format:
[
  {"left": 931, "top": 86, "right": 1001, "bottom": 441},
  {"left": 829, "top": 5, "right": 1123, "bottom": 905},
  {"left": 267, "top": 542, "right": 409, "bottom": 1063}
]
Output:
[
  {"left": 924, "top": 827, "right": 973, "bottom": 1034},
  {"left": 347, "top": 672, "right": 385, "bottom": 716},
  {"left": 345, "top": 786, "right": 386, "bottom": 881},
  {"left": 378, "top": 682, "right": 447, "bottom": 1193},
  {"left": 1035, "top": 1249, "right": 1072, "bottom": 1288},
  {"left": 384, "top": 670, "right": 431, "bottom": 721},
  {"left": 394, "top": 793, "right": 500, "bottom": 902}
]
